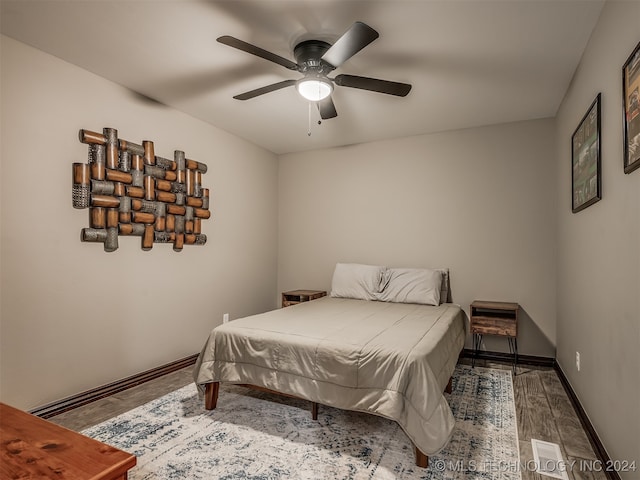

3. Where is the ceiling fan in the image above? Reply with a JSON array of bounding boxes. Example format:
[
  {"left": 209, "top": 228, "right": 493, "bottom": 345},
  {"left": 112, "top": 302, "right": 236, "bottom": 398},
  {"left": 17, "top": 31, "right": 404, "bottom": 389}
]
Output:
[{"left": 217, "top": 21, "right": 412, "bottom": 120}]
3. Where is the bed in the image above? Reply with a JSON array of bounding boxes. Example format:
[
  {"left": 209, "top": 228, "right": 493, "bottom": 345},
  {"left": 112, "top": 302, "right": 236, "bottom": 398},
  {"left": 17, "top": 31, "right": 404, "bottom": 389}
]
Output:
[{"left": 193, "top": 264, "right": 466, "bottom": 468}]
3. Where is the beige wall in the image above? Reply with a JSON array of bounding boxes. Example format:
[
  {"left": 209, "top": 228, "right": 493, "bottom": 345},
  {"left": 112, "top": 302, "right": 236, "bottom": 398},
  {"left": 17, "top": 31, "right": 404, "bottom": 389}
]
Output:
[
  {"left": 278, "top": 118, "right": 557, "bottom": 357},
  {"left": 554, "top": 1, "right": 640, "bottom": 474},
  {"left": 0, "top": 36, "right": 279, "bottom": 410}
]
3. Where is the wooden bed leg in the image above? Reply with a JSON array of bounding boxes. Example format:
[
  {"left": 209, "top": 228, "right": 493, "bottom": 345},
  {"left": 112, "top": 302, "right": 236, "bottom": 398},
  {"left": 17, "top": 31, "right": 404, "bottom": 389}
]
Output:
[
  {"left": 445, "top": 376, "right": 452, "bottom": 394},
  {"left": 415, "top": 446, "right": 429, "bottom": 468},
  {"left": 205, "top": 382, "right": 219, "bottom": 410},
  {"left": 311, "top": 402, "right": 318, "bottom": 420}
]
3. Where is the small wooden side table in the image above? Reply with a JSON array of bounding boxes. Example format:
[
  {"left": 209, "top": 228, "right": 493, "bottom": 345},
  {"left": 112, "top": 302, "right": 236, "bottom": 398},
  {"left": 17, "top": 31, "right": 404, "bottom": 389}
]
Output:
[
  {"left": 0, "top": 402, "right": 136, "bottom": 479},
  {"left": 281, "top": 289, "right": 327, "bottom": 308},
  {"left": 470, "top": 300, "right": 520, "bottom": 374}
]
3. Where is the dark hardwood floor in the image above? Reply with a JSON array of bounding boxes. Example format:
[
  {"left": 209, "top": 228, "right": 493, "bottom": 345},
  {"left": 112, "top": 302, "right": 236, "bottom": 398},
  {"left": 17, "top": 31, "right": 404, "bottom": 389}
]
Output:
[{"left": 49, "top": 360, "right": 606, "bottom": 480}]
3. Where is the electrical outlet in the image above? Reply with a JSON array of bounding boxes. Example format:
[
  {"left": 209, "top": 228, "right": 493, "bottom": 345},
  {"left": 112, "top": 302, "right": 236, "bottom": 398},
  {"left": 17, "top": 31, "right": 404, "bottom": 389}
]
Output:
[
  {"left": 223, "top": 313, "right": 229, "bottom": 324},
  {"left": 576, "top": 351, "right": 581, "bottom": 371}
]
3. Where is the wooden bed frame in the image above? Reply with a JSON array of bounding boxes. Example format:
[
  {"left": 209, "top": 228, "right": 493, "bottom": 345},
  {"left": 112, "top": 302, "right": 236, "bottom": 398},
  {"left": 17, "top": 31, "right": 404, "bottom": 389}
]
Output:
[{"left": 203, "top": 376, "right": 453, "bottom": 469}]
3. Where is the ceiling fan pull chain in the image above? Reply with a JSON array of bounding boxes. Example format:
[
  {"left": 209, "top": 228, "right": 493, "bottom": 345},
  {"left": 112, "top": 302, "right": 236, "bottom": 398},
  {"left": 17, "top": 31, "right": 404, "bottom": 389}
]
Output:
[{"left": 308, "top": 102, "right": 312, "bottom": 136}]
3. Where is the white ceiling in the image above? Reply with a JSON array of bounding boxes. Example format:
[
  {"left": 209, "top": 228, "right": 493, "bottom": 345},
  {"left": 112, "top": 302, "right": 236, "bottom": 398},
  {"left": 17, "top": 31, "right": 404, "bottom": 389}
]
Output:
[{"left": 1, "top": 0, "right": 604, "bottom": 155}]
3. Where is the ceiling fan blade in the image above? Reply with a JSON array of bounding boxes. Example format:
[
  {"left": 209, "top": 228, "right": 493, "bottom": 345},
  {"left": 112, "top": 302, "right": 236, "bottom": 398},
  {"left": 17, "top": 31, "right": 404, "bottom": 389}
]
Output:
[
  {"left": 317, "top": 96, "right": 338, "bottom": 119},
  {"left": 334, "top": 74, "right": 412, "bottom": 97},
  {"left": 233, "top": 79, "right": 296, "bottom": 100},
  {"left": 217, "top": 36, "right": 299, "bottom": 71},
  {"left": 321, "top": 22, "right": 379, "bottom": 68}
]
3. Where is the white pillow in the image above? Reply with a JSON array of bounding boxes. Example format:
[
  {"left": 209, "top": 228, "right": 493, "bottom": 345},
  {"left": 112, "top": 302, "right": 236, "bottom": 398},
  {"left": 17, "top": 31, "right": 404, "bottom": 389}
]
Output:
[
  {"left": 378, "top": 268, "right": 443, "bottom": 305},
  {"left": 330, "top": 263, "right": 386, "bottom": 301}
]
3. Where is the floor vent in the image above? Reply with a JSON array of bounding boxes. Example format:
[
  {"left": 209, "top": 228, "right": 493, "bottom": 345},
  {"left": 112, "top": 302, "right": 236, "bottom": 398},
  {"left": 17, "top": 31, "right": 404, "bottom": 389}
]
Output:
[{"left": 531, "top": 439, "right": 570, "bottom": 480}]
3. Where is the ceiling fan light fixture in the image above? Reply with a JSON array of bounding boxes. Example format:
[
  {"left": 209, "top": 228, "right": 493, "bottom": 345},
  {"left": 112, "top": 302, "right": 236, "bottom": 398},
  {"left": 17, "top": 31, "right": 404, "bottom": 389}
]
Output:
[{"left": 296, "top": 77, "right": 333, "bottom": 101}]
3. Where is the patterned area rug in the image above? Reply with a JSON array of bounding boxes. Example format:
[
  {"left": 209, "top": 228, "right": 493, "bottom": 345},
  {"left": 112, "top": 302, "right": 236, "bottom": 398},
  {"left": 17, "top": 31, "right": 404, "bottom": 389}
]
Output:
[{"left": 83, "top": 365, "right": 519, "bottom": 479}]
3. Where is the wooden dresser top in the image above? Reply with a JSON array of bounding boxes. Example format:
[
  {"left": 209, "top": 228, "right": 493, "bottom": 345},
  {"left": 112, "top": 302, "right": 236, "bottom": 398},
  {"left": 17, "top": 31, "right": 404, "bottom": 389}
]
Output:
[{"left": 1, "top": 402, "right": 136, "bottom": 479}]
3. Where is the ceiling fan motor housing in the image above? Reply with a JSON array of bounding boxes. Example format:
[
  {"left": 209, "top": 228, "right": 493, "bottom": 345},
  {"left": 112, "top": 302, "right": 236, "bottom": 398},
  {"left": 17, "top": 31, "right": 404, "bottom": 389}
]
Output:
[{"left": 294, "top": 40, "right": 335, "bottom": 75}]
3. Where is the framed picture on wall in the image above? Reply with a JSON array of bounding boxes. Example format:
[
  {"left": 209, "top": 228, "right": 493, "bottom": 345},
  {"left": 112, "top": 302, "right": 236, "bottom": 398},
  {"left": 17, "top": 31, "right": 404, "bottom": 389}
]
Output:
[
  {"left": 623, "top": 41, "right": 640, "bottom": 174},
  {"left": 571, "top": 93, "right": 601, "bottom": 213}
]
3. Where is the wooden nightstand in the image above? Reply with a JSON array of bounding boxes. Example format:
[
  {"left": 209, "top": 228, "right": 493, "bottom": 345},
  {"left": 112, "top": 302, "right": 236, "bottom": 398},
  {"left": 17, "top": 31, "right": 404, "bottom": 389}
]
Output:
[
  {"left": 281, "top": 289, "right": 326, "bottom": 308},
  {"left": 470, "top": 300, "right": 520, "bottom": 374}
]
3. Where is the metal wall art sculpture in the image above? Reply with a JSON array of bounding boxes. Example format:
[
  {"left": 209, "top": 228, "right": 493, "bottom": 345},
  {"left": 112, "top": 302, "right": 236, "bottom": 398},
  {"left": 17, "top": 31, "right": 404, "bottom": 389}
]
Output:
[{"left": 73, "top": 128, "right": 210, "bottom": 252}]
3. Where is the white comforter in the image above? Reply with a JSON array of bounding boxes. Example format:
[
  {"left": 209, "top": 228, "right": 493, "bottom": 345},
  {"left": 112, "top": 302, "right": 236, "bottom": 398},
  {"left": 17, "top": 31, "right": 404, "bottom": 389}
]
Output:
[{"left": 194, "top": 296, "right": 465, "bottom": 455}]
